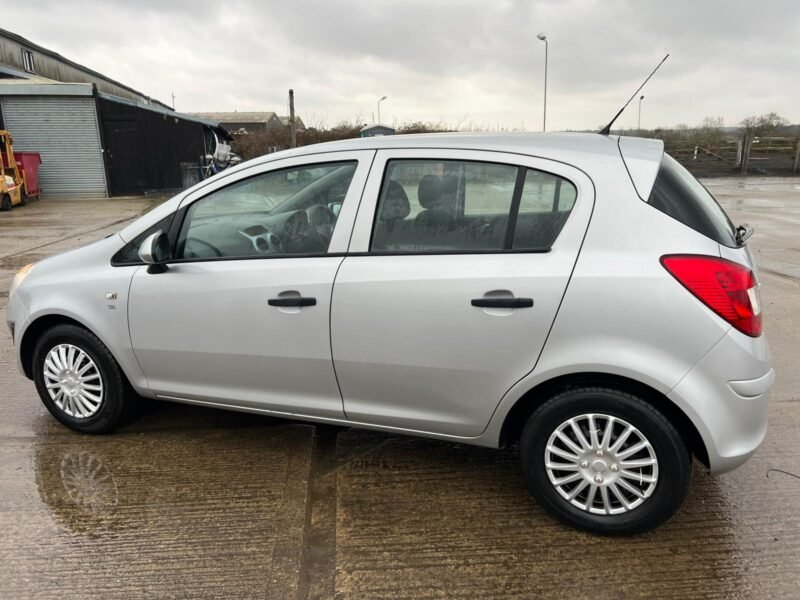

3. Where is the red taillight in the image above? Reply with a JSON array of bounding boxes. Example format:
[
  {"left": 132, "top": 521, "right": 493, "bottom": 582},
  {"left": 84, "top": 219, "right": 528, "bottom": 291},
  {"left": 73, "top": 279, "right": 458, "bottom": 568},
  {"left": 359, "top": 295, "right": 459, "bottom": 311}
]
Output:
[{"left": 661, "top": 254, "right": 762, "bottom": 337}]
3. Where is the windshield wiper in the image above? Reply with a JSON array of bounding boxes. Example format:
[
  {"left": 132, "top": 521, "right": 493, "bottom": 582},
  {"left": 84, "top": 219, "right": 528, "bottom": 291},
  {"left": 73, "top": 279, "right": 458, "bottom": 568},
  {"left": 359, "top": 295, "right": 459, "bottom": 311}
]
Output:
[{"left": 735, "top": 224, "right": 754, "bottom": 246}]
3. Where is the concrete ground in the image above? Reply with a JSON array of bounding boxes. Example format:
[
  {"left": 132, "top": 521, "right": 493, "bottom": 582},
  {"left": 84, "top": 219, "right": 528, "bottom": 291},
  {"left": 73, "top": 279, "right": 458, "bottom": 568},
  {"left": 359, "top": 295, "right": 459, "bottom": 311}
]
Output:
[{"left": 0, "top": 181, "right": 799, "bottom": 599}]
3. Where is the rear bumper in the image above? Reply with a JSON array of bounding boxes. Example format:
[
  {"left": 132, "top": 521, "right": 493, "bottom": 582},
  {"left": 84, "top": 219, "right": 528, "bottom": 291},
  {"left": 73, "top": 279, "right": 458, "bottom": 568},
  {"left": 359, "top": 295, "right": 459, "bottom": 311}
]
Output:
[{"left": 668, "top": 328, "right": 772, "bottom": 474}]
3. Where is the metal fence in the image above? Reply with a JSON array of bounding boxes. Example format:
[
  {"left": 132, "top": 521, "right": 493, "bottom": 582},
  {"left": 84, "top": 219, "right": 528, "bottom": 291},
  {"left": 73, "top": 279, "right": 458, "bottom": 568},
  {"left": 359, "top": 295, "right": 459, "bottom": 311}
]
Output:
[{"left": 664, "top": 136, "right": 800, "bottom": 177}]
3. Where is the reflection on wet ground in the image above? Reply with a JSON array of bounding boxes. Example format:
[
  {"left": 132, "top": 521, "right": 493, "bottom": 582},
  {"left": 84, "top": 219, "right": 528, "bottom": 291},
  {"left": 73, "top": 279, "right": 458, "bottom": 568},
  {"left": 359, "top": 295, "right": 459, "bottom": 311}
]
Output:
[
  {"left": 5, "top": 401, "right": 799, "bottom": 599},
  {"left": 5, "top": 405, "right": 316, "bottom": 598},
  {"left": 1, "top": 186, "right": 800, "bottom": 598}
]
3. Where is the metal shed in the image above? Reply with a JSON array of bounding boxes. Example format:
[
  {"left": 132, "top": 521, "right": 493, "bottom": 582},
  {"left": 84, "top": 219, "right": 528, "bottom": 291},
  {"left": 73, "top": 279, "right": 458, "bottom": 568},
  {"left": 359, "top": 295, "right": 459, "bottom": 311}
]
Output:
[
  {"left": 0, "top": 80, "right": 229, "bottom": 198},
  {"left": 96, "top": 94, "right": 227, "bottom": 196},
  {"left": 360, "top": 124, "right": 396, "bottom": 137},
  {"left": 0, "top": 82, "right": 107, "bottom": 198}
]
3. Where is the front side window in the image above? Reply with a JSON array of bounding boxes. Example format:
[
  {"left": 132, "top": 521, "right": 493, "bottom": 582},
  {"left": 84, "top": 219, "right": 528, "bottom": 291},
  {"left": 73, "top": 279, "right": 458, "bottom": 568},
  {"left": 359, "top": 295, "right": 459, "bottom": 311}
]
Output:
[
  {"left": 370, "top": 159, "right": 577, "bottom": 253},
  {"left": 177, "top": 161, "right": 356, "bottom": 260}
]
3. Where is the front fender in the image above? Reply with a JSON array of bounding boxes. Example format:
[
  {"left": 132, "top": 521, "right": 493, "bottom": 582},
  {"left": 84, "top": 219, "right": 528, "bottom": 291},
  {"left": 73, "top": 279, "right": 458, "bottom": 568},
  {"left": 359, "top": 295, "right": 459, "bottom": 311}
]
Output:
[{"left": 11, "top": 236, "right": 151, "bottom": 395}]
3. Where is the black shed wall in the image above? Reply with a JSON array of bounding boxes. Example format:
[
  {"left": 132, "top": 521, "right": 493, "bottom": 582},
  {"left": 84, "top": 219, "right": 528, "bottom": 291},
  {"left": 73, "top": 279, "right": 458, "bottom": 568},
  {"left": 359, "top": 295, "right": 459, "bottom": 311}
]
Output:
[{"left": 98, "top": 98, "right": 208, "bottom": 196}]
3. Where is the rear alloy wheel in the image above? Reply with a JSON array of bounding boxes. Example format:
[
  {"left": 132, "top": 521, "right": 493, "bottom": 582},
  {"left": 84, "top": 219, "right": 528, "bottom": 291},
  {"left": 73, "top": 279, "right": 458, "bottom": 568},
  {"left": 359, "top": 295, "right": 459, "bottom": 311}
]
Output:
[
  {"left": 520, "top": 387, "right": 691, "bottom": 535},
  {"left": 544, "top": 414, "right": 658, "bottom": 515},
  {"left": 33, "top": 324, "right": 135, "bottom": 433}
]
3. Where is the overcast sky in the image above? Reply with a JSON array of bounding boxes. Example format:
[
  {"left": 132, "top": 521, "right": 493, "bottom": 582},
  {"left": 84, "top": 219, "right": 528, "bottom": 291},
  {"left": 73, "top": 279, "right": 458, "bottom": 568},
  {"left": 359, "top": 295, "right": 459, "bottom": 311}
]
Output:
[{"left": 6, "top": 0, "right": 799, "bottom": 131}]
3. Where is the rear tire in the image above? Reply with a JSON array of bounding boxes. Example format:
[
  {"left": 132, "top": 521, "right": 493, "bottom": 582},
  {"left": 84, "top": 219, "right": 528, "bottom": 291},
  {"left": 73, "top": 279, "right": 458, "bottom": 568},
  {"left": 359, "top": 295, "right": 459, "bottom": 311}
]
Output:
[
  {"left": 32, "top": 324, "right": 135, "bottom": 433},
  {"left": 519, "top": 386, "right": 691, "bottom": 535}
]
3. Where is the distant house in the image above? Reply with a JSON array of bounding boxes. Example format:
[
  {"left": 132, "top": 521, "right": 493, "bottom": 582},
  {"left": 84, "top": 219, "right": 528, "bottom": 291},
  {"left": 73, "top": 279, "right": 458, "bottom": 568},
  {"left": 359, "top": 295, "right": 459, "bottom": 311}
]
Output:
[{"left": 190, "top": 112, "right": 306, "bottom": 136}]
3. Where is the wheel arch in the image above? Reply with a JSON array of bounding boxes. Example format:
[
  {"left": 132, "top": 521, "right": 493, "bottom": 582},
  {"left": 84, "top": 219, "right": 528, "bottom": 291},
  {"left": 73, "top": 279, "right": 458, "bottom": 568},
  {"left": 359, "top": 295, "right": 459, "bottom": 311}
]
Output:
[
  {"left": 19, "top": 314, "right": 133, "bottom": 388},
  {"left": 498, "top": 372, "right": 709, "bottom": 467}
]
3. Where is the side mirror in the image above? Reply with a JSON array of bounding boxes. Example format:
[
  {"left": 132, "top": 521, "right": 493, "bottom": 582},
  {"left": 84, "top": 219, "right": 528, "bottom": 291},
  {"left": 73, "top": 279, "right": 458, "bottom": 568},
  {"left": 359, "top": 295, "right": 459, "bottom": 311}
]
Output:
[{"left": 138, "top": 231, "right": 171, "bottom": 273}]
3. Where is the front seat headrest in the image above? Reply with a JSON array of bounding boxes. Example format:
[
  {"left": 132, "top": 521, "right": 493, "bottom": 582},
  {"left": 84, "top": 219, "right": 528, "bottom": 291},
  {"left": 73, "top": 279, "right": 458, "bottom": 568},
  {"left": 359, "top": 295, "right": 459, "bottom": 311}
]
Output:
[
  {"left": 379, "top": 180, "right": 411, "bottom": 221},
  {"left": 418, "top": 174, "right": 458, "bottom": 210}
]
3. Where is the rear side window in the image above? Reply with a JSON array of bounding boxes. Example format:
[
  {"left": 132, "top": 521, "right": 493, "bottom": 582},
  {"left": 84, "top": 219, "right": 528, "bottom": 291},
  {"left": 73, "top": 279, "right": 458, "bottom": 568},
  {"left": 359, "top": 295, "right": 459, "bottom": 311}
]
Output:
[
  {"left": 370, "top": 159, "right": 577, "bottom": 253},
  {"left": 648, "top": 154, "right": 737, "bottom": 247}
]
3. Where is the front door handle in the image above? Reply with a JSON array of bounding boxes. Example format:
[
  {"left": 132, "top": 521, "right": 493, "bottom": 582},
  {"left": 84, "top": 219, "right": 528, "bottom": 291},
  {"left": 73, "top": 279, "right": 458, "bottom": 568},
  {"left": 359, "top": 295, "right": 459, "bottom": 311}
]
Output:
[
  {"left": 471, "top": 297, "right": 533, "bottom": 309},
  {"left": 268, "top": 296, "right": 317, "bottom": 307}
]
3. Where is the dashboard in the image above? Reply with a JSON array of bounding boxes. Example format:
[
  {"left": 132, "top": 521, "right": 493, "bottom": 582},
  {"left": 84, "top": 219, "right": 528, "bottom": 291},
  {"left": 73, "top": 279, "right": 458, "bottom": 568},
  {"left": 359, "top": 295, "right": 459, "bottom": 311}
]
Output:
[{"left": 180, "top": 205, "right": 334, "bottom": 259}]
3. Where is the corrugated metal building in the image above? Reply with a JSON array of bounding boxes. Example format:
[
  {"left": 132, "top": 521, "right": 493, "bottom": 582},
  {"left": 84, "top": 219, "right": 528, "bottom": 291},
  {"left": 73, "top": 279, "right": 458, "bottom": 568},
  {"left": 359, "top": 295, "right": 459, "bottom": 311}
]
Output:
[
  {"left": 0, "top": 83, "right": 108, "bottom": 197},
  {"left": 0, "top": 28, "right": 229, "bottom": 198}
]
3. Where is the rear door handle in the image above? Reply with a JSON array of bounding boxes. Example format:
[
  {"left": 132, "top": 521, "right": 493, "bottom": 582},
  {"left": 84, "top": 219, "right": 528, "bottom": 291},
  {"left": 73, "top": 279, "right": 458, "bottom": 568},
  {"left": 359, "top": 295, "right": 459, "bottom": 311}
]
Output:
[
  {"left": 471, "top": 297, "right": 533, "bottom": 309},
  {"left": 268, "top": 296, "right": 317, "bottom": 307}
]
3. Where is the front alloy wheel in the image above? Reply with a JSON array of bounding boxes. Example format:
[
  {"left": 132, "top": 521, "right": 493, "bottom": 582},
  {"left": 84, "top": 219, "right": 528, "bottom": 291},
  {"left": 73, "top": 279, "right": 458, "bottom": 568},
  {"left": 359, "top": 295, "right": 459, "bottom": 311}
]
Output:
[
  {"left": 33, "top": 324, "right": 135, "bottom": 434},
  {"left": 43, "top": 343, "right": 105, "bottom": 418}
]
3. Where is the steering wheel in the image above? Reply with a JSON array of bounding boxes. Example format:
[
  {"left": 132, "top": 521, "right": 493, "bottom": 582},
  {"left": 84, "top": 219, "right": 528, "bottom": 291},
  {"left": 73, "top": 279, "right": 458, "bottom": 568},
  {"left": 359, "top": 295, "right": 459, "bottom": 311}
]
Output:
[
  {"left": 184, "top": 237, "right": 223, "bottom": 258},
  {"left": 307, "top": 204, "right": 337, "bottom": 246}
]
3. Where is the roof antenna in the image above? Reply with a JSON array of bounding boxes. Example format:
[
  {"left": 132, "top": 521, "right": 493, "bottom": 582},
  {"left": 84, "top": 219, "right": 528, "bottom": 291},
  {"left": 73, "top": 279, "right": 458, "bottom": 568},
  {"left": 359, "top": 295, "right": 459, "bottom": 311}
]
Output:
[{"left": 599, "top": 53, "right": 669, "bottom": 135}]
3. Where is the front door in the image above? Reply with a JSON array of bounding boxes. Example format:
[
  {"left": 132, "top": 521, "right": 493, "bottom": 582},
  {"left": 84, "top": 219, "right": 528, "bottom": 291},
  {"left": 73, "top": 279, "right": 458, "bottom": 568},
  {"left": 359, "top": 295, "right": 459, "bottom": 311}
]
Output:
[
  {"left": 331, "top": 149, "right": 594, "bottom": 436},
  {"left": 128, "top": 152, "right": 373, "bottom": 417}
]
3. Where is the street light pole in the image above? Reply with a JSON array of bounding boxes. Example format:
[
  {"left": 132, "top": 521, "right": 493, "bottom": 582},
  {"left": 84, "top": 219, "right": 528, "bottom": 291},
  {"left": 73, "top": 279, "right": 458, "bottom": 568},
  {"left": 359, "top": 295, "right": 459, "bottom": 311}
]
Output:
[
  {"left": 536, "top": 33, "right": 548, "bottom": 132},
  {"left": 377, "top": 96, "right": 387, "bottom": 125},
  {"left": 638, "top": 95, "right": 644, "bottom": 133}
]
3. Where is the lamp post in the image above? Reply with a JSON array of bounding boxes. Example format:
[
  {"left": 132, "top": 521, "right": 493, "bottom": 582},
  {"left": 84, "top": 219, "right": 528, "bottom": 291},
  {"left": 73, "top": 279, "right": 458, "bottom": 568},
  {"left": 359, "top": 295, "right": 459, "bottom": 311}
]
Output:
[
  {"left": 377, "top": 96, "right": 387, "bottom": 125},
  {"left": 536, "top": 33, "right": 548, "bottom": 132},
  {"left": 638, "top": 95, "right": 645, "bottom": 133}
]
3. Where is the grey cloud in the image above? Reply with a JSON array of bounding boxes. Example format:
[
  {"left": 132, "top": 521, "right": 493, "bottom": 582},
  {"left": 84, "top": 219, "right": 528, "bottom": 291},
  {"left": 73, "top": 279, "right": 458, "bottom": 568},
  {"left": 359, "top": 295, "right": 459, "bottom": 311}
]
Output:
[{"left": 5, "top": 0, "right": 799, "bottom": 130}]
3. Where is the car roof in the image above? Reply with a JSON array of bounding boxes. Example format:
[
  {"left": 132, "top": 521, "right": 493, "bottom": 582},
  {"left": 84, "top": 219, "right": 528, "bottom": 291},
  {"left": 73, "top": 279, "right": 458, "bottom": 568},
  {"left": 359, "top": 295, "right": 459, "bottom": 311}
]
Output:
[{"left": 245, "top": 131, "right": 663, "bottom": 170}]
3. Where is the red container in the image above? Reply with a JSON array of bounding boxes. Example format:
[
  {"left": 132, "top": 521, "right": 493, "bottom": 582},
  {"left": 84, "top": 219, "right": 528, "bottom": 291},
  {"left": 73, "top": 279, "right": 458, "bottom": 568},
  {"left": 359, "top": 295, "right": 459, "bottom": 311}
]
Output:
[{"left": 15, "top": 152, "right": 42, "bottom": 198}]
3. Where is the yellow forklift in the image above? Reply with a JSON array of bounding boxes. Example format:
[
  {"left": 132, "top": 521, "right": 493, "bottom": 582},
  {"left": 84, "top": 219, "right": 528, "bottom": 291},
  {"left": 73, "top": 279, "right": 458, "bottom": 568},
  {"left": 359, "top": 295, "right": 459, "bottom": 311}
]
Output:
[{"left": 1, "top": 130, "right": 25, "bottom": 211}]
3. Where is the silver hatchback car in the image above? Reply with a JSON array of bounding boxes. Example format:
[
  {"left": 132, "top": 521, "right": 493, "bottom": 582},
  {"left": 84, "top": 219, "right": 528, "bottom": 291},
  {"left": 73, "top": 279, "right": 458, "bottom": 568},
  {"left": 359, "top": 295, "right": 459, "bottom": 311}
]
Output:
[{"left": 7, "top": 133, "right": 773, "bottom": 534}]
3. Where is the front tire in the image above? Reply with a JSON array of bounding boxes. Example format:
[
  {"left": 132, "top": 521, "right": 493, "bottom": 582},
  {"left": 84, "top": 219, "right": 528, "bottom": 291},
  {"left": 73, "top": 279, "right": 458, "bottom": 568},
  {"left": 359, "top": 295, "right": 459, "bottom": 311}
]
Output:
[
  {"left": 33, "top": 324, "right": 135, "bottom": 433},
  {"left": 520, "top": 387, "right": 691, "bottom": 535},
  {"left": 1, "top": 194, "right": 11, "bottom": 211}
]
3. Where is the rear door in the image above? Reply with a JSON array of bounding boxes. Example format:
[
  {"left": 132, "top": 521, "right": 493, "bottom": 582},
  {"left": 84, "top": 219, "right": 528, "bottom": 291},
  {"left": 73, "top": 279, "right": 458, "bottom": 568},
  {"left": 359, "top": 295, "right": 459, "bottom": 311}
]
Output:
[{"left": 330, "top": 149, "right": 594, "bottom": 436}]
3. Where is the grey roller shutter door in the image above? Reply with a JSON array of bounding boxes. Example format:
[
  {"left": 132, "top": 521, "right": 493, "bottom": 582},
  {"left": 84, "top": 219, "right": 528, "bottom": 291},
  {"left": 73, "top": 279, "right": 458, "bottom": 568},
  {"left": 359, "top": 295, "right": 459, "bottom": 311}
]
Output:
[{"left": 0, "top": 96, "right": 107, "bottom": 198}]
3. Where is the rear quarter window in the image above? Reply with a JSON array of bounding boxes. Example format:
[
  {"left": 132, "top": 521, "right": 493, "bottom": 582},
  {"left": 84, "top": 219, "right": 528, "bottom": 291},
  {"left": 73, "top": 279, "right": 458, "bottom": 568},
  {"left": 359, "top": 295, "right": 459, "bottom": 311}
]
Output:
[{"left": 647, "top": 154, "right": 737, "bottom": 247}]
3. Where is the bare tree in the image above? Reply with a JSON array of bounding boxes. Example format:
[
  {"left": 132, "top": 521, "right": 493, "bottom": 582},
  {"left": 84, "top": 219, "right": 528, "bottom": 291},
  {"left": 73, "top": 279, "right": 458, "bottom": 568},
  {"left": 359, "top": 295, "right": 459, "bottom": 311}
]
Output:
[
  {"left": 701, "top": 116, "right": 725, "bottom": 129},
  {"left": 397, "top": 121, "right": 454, "bottom": 134},
  {"left": 696, "top": 116, "right": 726, "bottom": 143},
  {"left": 740, "top": 112, "right": 788, "bottom": 136},
  {"left": 738, "top": 113, "right": 788, "bottom": 173}
]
